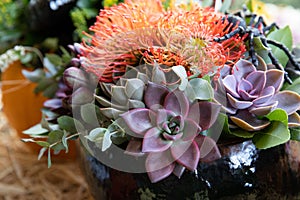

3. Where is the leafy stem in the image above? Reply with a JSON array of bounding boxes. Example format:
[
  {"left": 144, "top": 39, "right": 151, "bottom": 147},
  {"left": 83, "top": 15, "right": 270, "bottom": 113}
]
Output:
[{"left": 49, "top": 132, "right": 81, "bottom": 149}]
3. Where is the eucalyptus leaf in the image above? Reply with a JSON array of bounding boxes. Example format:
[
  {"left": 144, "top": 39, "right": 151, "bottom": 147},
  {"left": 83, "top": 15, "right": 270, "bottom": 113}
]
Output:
[
  {"left": 85, "top": 128, "right": 106, "bottom": 143},
  {"left": 201, "top": 0, "right": 213, "bottom": 7},
  {"left": 267, "top": 26, "right": 293, "bottom": 67},
  {"left": 60, "top": 46, "right": 72, "bottom": 63},
  {"left": 34, "top": 78, "right": 55, "bottom": 94},
  {"left": 186, "top": 78, "right": 214, "bottom": 101},
  {"left": 252, "top": 121, "right": 290, "bottom": 149},
  {"left": 38, "top": 147, "right": 48, "bottom": 160},
  {"left": 41, "top": 113, "right": 52, "bottom": 131},
  {"left": 43, "top": 83, "right": 59, "bottom": 98},
  {"left": 23, "top": 124, "right": 49, "bottom": 135},
  {"left": 57, "top": 115, "right": 84, "bottom": 133},
  {"left": 172, "top": 65, "right": 188, "bottom": 91},
  {"left": 220, "top": 0, "right": 232, "bottom": 13},
  {"left": 102, "top": 130, "right": 115, "bottom": 151},
  {"left": 48, "top": 130, "right": 66, "bottom": 153},
  {"left": 22, "top": 69, "right": 44, "bottom": 83},
  {"left": 45, "top": 53, "right": 62, "bottom": 67},
  {"left": 48, "top": 149, "right": 52, "bottom": 168},
  {"left": 36, "top": 141, "right": 51, "bottom": 148},
  {"left": 20, "top": 53, "right": 33, "bottom": 64},
  {"left": 43, "top": 57, "right": 59, "bottom": 75},
  {"left": 47, "top": 130, "right": 64, "bottom": 144},
  {"left": 81, "top": 103, "right": 103, "bottom": 125},
  {"left": 62, "top": 131, "right": 69, "bottom": 153}
]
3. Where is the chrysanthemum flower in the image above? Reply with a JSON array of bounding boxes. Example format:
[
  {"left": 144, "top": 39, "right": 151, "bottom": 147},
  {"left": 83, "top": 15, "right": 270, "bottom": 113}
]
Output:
[{"left": 80, "top": 0, "right": 246, "bottom": 82}]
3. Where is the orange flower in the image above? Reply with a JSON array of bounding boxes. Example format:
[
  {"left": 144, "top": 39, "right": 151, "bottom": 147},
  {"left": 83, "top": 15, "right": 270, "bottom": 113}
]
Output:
[{"left": 80, "top": 0, "right": 246, "bottom": 82}]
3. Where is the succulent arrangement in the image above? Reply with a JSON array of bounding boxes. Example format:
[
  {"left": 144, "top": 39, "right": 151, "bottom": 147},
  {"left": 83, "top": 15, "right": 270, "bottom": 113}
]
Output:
[{"left": 22, "top": 0, "right": 300, "bottom": 183}]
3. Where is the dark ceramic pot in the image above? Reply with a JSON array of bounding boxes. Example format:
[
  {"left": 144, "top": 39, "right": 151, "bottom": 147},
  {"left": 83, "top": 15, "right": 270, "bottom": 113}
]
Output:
[{"left": 79, "top": 140, "right": 300, "bottom": 200}]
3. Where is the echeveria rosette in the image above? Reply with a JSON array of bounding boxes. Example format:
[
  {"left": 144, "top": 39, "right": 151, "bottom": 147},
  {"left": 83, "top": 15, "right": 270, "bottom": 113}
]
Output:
[
  {"left": 215, "top": 59, "right": 300, "bottom": 132},
  {"left": 95, "top": 63, "right": 180, "bottom": 119},
  {"left": 121, "top": 82, "right": 221, "bottom": 183}
]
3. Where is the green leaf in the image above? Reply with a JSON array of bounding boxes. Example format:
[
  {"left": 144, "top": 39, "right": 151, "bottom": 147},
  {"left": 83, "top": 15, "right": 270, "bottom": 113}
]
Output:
[
  {"left": 186, "top": 78, "right": 214, "bottom": 101},
  {"left": 60, "top": 46, "right": 72, "bottom": 63},
  {"left": 34, "top": 78, "right": 56, "bottom": 94},
  {"left": 220, "top": 0, "right": 232, "bottom": 13},
  {"left": 41, "top": 113, "right": 52, "bottom": 131},
  {"left": 252, "top": 121, "right": 290, "bottom": 149},
  {"left": 290, "top": 128, "right": 300, "bottom": 141},
  {"left": 211, "top": 113, "right": 255, "bottom": 139},
  {"left": 57, "top": 116, "right": 84, "bottom": 134},
  {"left": 48, "top": 130, "right": 64, "bottom": 144},
  {"left": 265, "top": 108, "right": 288, "bottom": 126},
  {"left": 81, "top": 103, "right": 102, "bottom": 125},
  {"left": 230, "top": 129, "right": 255, "bottom": 138},
  {"left": 48, "top": 130, "right": 66, "bottom": 153},
  {"left": 246, "top": 0, "right": 253, "bottom": 12},
  {"left": 85, "top": 127, "right": 106, "bottom": 143},
  {"left": 42, "top": 38, "right": 59, "bottom": 51},
  {"left": 253, "top": 38, "right": 272, "bottom": 64},
  {"left": 253, "top": 37, "right": 270, "bottom": 51},
  {"left": 62, "top": 131, "right": 69, "bottom": 153},
  {"left": 48, "top": 149, "right": 52, "bottom": 168},
  {"left": 102, "top": 130, "right": 115, "bottom": 151},
  {"left": 172, "top": 65, "right": 188, "bottom": 91},
  {"left": 42, "top": 82, "right": 59, "bottom": 98},
  {"left": 267, "top": 26, "right": 293, "bottom": 67},
  {"left": 284, "top": 76, "right": 300, "bottom": 94},
  {"left": 38, "top": 147, "right": 48, "bottom": 160},
  {"left": 22, "top": 69, "right": 45, "bottom": 83},
  {"left": 23, "top": 124, "right": 49, "bottom": 135},
  {"left": 201, "top": 0, "right": 213, "bottom": 7},
  {"left": 22, "top": 138, "right": 51, "bottom": 147},
  {"left": 43, "top": 57, "right": 59, "bottom": 75},
  {"left": 20, "top": 53, "right": 33, "bottom": 64},
  {"left": 207, "top": 112, "right": 227, "bottom": 138},
  {"left": 36, "top": 141, "right": 51, "bottom": 148},
  {"left": 45, "top": 53, "right": 62, "bottom": 67}
]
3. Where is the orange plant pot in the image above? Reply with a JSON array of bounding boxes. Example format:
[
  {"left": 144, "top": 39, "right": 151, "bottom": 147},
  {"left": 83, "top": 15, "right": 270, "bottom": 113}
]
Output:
[{"left": 1, "top": 61, "right": 76, "bottom": 160}]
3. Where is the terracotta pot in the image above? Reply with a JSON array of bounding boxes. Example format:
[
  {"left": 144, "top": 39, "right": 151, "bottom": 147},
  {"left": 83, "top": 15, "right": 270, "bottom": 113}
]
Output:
[
  {"left": 1, "top": 61, "right": 76, "bottom": 160},
  {"left": 79, "top": 140, "right": 300, "bottom": 200}
]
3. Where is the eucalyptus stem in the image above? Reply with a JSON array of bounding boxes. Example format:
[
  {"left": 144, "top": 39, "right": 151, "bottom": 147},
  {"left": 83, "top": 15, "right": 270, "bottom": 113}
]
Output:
[{"left": 49, "top": 132, "right": 81, "bottom": 149}]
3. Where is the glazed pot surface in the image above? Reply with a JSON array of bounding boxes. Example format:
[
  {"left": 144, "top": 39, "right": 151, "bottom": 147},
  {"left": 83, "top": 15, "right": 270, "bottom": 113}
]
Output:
[{"left": 79, "top": 140, "right": 300, "bottom": 200}]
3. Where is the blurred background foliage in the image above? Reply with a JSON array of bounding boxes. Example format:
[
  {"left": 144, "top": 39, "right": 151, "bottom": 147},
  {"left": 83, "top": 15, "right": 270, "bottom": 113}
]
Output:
[
  {"left": 261, "top": 0, "right": 300, "bottom": 8},
  {"left": 0, "top": 0, "right": 107, "bottom": 54}
]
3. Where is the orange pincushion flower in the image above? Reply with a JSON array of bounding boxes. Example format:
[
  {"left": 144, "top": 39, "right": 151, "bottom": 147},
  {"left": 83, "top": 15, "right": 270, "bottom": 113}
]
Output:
[{"left": 80, "top": 0, "right": 246, "bottom": 82}]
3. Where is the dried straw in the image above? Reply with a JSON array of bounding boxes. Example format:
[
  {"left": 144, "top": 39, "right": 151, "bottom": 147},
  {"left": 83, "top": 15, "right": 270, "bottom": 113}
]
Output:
[{"left": 0, "top": 92, "right": 93, "bottom": 200}]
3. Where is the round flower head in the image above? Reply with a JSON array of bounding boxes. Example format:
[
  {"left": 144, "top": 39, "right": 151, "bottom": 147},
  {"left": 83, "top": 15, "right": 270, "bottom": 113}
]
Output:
[{"left": 80, "top": 0, "right": 246, "bottom": 82}]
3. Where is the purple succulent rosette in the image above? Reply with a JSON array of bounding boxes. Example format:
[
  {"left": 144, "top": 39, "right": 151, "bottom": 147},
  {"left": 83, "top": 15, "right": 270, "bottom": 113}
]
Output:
[
  {"left": 213, "top": 59, "right": 300, "bottom": 148},
  {"left": 121, "top": 82, "right": 221, "bottom": 182},
  {"left": 215, "top": 59, "right": 300, "bottom": 131}
]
